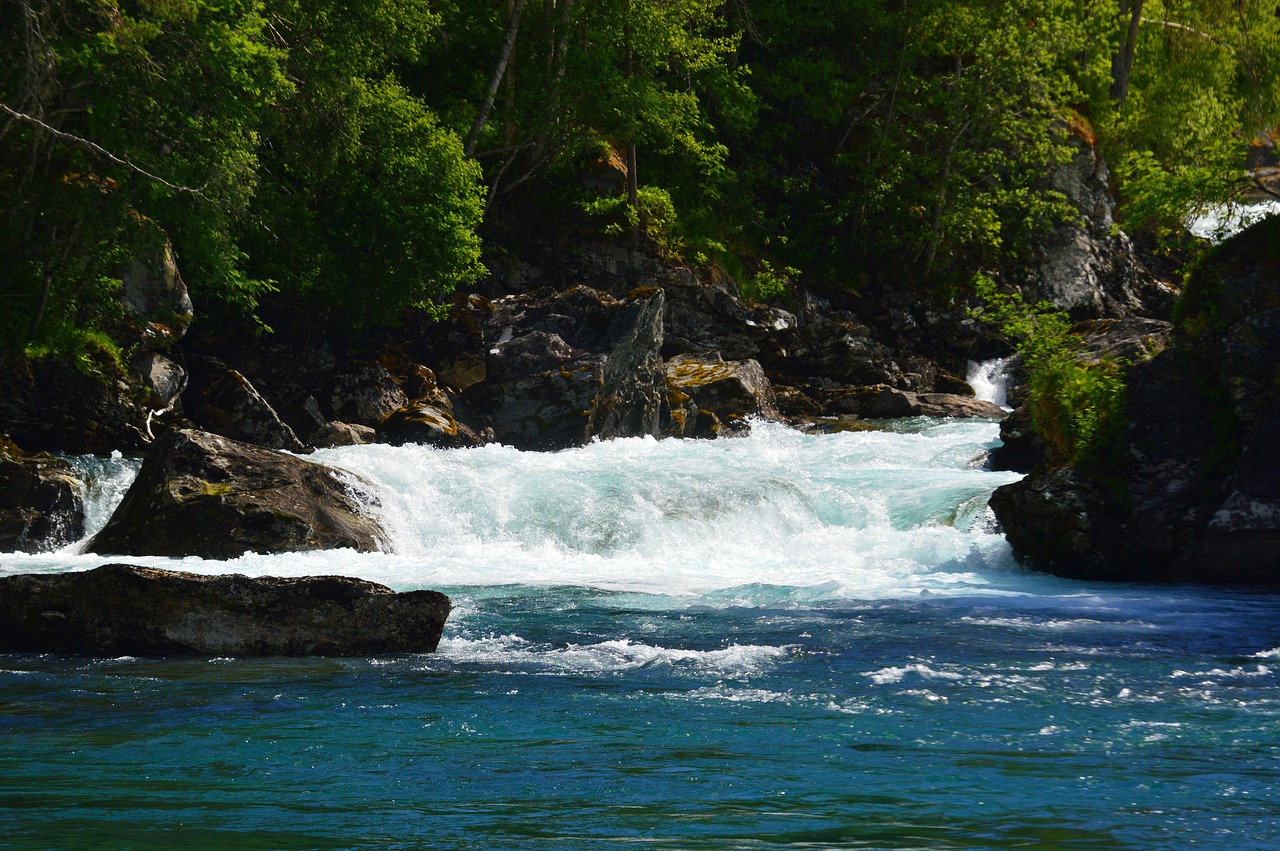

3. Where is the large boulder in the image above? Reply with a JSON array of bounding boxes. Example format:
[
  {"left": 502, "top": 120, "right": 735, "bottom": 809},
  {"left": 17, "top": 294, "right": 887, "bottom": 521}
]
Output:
[
  {"left": 991, "top": 217, "right": 1280, "bottom": 584},
  {"left": 0, "top": 564, "right": 449, "bottom": 656},
  {"left": 120, "top": 237, "right": 194, "bottom": 347},
  {"left": 664, "top": 353, "right": 781, "bottom": 437},
  {"left": 87, "top": 429, "right": 387, "bottom": 558},
  {"left": 465, "top": 286, "right": 667, "bottom": 450},
  {"left": 0, "top": 437, "right": 86, "bottom": 552}
]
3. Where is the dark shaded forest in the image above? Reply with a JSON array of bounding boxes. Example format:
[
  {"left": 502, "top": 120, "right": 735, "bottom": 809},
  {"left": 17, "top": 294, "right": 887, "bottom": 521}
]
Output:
[{"left": 3, "top": 0, "right": 1278, "bottom": 361}]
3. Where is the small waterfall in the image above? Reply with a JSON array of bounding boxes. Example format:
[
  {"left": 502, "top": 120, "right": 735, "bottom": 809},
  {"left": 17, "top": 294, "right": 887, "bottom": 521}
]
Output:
[{"left": 966, "top": 358, "right": 1012, "bottom": 410}]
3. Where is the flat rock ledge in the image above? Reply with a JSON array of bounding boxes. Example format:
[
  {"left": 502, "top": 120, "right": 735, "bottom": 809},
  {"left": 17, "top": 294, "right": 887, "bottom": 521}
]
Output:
[{"left": 0, "top": 564, "right": 450, "bottom": 656}]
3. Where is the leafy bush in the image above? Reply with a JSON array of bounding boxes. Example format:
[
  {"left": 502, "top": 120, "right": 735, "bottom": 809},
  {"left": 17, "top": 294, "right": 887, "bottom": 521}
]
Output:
[{"left": 972, "top": 274, "right": 1127, "bottom": 467}]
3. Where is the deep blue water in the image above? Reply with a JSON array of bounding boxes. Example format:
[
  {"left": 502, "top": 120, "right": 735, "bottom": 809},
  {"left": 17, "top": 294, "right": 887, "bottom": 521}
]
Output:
[{"left": 2, "top": 419, "right": 1279, "bottom": 849}]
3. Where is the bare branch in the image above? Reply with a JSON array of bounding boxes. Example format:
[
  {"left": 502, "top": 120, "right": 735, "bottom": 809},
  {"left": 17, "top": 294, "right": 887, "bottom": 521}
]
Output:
[
  {"left": 1140, "top": 17, "right": 1220, "bottom": 44},
  {"left": 0, "top": 101, "right": 208, "bottom": 197}
]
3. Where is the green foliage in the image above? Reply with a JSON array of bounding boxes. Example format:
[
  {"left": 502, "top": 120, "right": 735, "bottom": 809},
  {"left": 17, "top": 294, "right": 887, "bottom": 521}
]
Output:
[
  {"left": 1, "top": 0, "right": 288, "bottom": 353},
  {"left": 1096, "top": 0, "right": 1280, "bottom": 239},
  {"left": 972, "top": 274, "right": 1128, "bottom": 467},
  {"left": 739, "top": 260, "right": 798, "bottom": 306}
]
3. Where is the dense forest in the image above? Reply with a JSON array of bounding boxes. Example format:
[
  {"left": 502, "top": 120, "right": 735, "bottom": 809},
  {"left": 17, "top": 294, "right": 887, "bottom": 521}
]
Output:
[{"left": 3, "top": 0, "right": 1279, "bottom": 362}]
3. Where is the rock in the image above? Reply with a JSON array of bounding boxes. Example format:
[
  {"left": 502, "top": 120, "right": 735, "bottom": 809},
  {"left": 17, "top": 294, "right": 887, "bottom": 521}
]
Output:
[
  {"left": 325, "top": 361, "right": 410, "bottom": 427},
  {"left": 988, "top": 405, "right": 1047, "bottom": 473},
  {"left": 0, "top": 354, "right": 150, "bottom": 453},
  {"left": 827, "top": 385, "right": 1008, "bottom": 420},
  {"left": 130, "top": 351, "right": 188, "bottom": 412},
  {"left": 766, "top": 291, "right": 913, "bottom": 389},
  {"left": 120, "top": 237, "right": 194, "bottom": 347},
  {"left": 466, "top": 286, "right": 667, "bottom": 450},
  {"left": 197, "top": 368, "right": 308, "bottom": 453},
  {"left": 663, "top": 353, "right": 781, "bottom": 437},
  {"left": 1022, "top": 130, "right": 1177, "bottom": 320},
  {"left": 379, "top": 403, "right": 488, "bottom": 448},
  {"left": 0, "top": 564, "right": 449, "bottom": 656},
  {"left": 310, "top": 421, "right": 377, "bottom": 448},
  {"left": 0, "top": 437, "right": 86, "bottom": 552},
  {"left": 87, "top": 429, "right": 387, "bottom": 559},
  {"left": 991, "top": 218, "right": 1280, "bottom": 584}
]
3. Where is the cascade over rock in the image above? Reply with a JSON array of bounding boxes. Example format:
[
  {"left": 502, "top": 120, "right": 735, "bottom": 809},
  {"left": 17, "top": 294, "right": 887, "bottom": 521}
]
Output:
[
  {"left": 991, "top": 217, "right": 1280, "bottom": 584},
  {"left": 87, "top": 428, "right": 386, "bottom": 558},
  {"left": 0, "top": 564, "right": 450, "bottom": 656}
]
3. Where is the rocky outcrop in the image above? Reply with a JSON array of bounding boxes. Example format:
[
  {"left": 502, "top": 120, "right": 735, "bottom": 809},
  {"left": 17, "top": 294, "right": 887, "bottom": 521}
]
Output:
[
  {"left": 0, "top": 437, "right": 86, "bottom": 552},
  {"left": 87, "top": 429, "right": 386, "bottom": 559},
  {"left": 1022, "top": 130, "right": 1177, "bottom": 320},
  {"left": 197, "top": 367, "right": 308, "bottom": 453},
  {"left": 464, "top": 286, "right": 667, "bottom": 450},
  {"left": 664, "top": 354, "right": 781, "bottom": 437},
  {"left": 0, "top": 564, "right": 449, "bottom": 656},
  {"left": 991, "top": 217, "right": 1280, "bottom": 584}
]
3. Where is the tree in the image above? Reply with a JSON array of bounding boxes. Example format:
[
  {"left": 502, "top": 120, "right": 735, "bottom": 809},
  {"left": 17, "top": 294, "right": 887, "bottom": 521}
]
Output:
[{"left": 0, "top": 0, "right": 288, "bottom": 356}]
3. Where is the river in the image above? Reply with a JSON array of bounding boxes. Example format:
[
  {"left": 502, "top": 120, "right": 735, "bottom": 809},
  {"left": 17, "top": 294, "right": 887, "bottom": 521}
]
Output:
[{"left": 2, "top": 374, "right": 1279, "bottom": 848}]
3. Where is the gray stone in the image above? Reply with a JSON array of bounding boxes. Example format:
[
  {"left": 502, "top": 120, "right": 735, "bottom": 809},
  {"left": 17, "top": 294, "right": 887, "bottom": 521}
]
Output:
[{"left": 198, "top": 368, "right": 307, "bottom": 453}]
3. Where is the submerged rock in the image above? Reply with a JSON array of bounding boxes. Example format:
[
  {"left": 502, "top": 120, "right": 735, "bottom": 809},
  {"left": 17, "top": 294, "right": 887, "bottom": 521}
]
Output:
[
  {"left": 0, "top": 437, "right": 86, "bottom": 552},
  {"left": 0, "top": 564, "right": 450, "bottom": 656},
  {"left": 87, "top": 428, "right": 386, "bottom": 559}
]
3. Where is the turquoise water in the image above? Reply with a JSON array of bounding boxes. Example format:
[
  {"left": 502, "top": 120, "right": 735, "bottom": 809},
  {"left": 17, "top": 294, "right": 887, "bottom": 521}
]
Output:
[{"left": 3, "top": 419, "right": 1279, "bottom": 849}]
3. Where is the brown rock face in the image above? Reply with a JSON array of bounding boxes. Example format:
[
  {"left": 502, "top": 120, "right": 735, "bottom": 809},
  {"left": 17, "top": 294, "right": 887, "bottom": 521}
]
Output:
[
  {"left": 87, "top": 429, "right": 386, "bottom": 559},
  {"left": 0, "top": 564, "right": 450, "bottom": 656}
]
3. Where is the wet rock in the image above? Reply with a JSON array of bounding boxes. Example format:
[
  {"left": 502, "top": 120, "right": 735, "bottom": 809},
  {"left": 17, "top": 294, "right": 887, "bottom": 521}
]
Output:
[
  {"left": 87, "top": 429, "right": 386, "bottom": 559},
  {"left": 0, "top": 564, "right": 449, "bottom": 656},
  {"left": 988, "top": 405, "right": 1048, "bottom": 473},
  {"left": 663, "top": 353, "right": 781, "bottom": 437},
  {"left": 0, "top": 437, "right": 86, "bottom": 552},
  {"left": 197, "top": 368, "right": 308, "bottom": 453},
  {"left": 466, "top": 286, "right": 666, "bottom": 450},
  {"left": 827, "top": 385, "right": 1008, "bottom": 420}
]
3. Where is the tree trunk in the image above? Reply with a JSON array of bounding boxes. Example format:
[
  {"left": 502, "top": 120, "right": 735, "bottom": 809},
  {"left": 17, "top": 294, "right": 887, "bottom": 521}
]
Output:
[
  {"left": 466, "top": 0, "right": 527, "bottom": 157},
  {"left": 1110, "top": 0, "right": 1144, "bottom": 106},
  {"left": 624, "top": 0, "right": 640, "bottom": 245}
]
